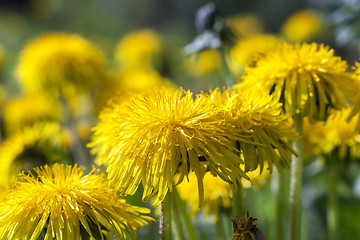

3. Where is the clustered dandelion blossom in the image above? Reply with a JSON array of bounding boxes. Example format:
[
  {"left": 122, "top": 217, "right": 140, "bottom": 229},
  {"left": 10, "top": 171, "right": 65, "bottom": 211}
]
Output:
[
  {"left": 281, "top": 9, "right": 323, "bottom": 42},
  {"left": 16, "top": 32, "right": 107, "bottom": 98},
  {"left": 90, "top": 87, "right": 250, "bottom": 205},
  {"left": 303, "top": 108, "right": 360, "bottom": 160},
  {"left": 176, "top": 171, "right": 231, "bottom": 219},
  {"left": 209, "top": 87, "right": 297, "bottom": 172},
  {"left": 3, "top": 94, "right": 61, "bottom": 134},
  {"left": 0, "top": 164, "right": 152, "bottom": 240},
  {"left": 241, "top": 42, "right": 353, "bottom": 121},
  {"left": 90, "top": 86, "right": 297, "bottom": 206},
  {"left": 0, "top": 122, "right": 66, "bottom": 186}
]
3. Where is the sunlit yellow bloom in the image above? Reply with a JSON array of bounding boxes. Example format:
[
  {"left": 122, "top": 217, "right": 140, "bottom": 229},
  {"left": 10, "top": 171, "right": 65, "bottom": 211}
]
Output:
[
  {"left": 186, "top": 49, "right": 222, "bottom": 75},
  {"left": 0, "top": 122, "right": 68, "bottom": 186},
  {"left": 303, "top": 108, "right": 360, "bottom": 160},
  {"left": 228, "top": 14, "right": 264, "bottom": 39},
  {"left": 242, "top": 43, "right": 352, "bottom": 121},
  {"left": 94, "top": 66, "right": 171, "bottom": 114},
  {"left": 346, "top": 62, "right": 360, "bottom": 130},
  {"left": 209, "top": 87, "right": 297, "bottom": 172},
  {"left": 176, "top": 171, "right": 231, "bottom": 220},
  {"left": 90, "top": 88, "right": 249, "bottom": 205},
  {"left": 241, "top": 163, "right": 270, "bottom": 189},
  {"left": 0, "top": 164, "right": 152, "bottom": 240},
  {"left": 17, "top": 33, "right": 107, "bottom": 98},
  {"left": 282, "top": 9, "right": 323, "bottom": 42},
  {"left": 3, "top": 94, "right": 61, "bottom": 134},
  {"left": 115, "top": 29, "right": 162, "bottom": 68},
  {"left": 230, "top": 34, "right": 279, "bottom": 76}
]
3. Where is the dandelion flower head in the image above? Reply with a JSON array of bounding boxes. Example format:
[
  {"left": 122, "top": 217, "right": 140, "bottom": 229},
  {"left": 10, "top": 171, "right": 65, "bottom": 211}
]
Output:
[
  {"left": 0, "top": 164, "right": 152, "bottom": 240},
  {"left": 209, "top": 87, "right": 297, "bottom": 172},
  {"left": 90, "top": 88, "right": 248, "bottom": 205},
  {"left": 186, "top": 49, "right": 222, "bottom": 75},
  {"left": 230, "top": 34, "right": 279, "bottom": 76},
  {"left": 17, "top": 33, "right": 107, "bottom": 98},
  {"left": 176, "top": 171, "right": 231, "bottom": 220},
  {"left": 303, "top": 108, "right": 360, "bottom": 160},
  {"left": 0, "top": 122, "right": 67, "bottom": 186},
  {"left": 281, "top": 9, "right": 323, "bottom": 42},
  {"left": 242, "top": 43, "right": 351, "bottom": 121},
  {"left": 346, "top": 62, "right": 360, "bottom": 130},
  {"left": 94, "top": 66, "right": 170, "bottom": 116},
  {"left": 115, "top": 29, "right": 162, "bottom": 68},
  {"left": 228, "top": 14, "right": 264, "bottom": 39},
  {"left": 3, "top": 94, "right": 61, "bottom": 134}
]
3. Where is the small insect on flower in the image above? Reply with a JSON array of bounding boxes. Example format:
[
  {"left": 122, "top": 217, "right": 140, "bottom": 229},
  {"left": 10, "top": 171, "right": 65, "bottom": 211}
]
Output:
[
  {"left": 232, "top": 212, "right": 266, "bottom": 240},
  {"left": 0, "top": 164, "right": 152, "bottom": 240}
]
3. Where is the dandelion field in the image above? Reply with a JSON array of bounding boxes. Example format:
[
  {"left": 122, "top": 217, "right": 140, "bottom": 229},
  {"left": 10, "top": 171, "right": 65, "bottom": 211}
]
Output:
[{"left": 1, "top": 0, "right": 360, "bottom": 240}]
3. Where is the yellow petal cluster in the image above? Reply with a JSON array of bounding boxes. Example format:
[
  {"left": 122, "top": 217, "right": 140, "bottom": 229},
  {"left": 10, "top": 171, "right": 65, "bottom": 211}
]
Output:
[
  {"left": 346, "top": 62, "right": 360, "bottom": 130},
  {"left": 228, "top": 14, "right": 264, "bottom": 39},
  {"left": 3, "top": 94, "right": 61, "bottom": 134},
  {"left": 0, "top": 164, "right": 152, "bottom": 240},
  {"left": 303, "top": 108, "right": 360, "bottom": 160},
  {"left": 230, "top": 34, "right": 279, "bottom": 76},
  {"left": 210, "top": 87, "right": 297, "bottom": 172},
  {"left": 281, "top": 9, "right": 323, "bottom": 42},
  {"left": 186, "top": 49, "right": 222, "bottom": 75},
  {"left": 115, "top": 29, "right": 162, "bottom": 68},
  {"left": 90, "top": 88, "right": 249, "bottom": 205},
  {"left": 242, "top": 43, "right": 352, "bottom": 121},
  {"left": 17, "top": 32, "right": 107, "bottom": 98},
  {"left": 0, "top": 122, "right": 66, "bottom": 186},
  {"left": 176, "top": 171, "right": 231, "bottom": 219}
]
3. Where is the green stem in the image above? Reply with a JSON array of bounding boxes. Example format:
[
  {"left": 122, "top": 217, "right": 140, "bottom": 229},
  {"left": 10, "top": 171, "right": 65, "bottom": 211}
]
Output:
[
  {"left": 275, "top": 169, "right": 290, "bottom": 240},
  {"left": 327, "top": 153, "right": 339, "bottom": 240},
  {"left": 172, "top": 187, "right": 199, "bottom": 240},
  {"left": 171, "top": 192, "right": 186, "bottom": 240},
  {"left": 290, "top": 113, "right": 303, "bottom": 240},
  {"left": 232, "top": 183, "right": 244, "bottom": 218},
  {"left": 160, "top": 192, "right": 172, "bottom": 240},
  {"left": 216, "top": 215, "right": 225, "bottom": 240},
  {"left": 217, "top": 210, "right": 232, "bottom": 240},
  {"left": 59, "top": 97, "right": 88, "bottom": 167}
]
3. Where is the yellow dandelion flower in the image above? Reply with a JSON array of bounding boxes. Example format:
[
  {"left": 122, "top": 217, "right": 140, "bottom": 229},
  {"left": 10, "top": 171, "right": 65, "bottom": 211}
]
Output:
[
  {"left": 303, "top": 108, "right": 360, "bottom": 160},
  {"left": 209, "top": 87, "right": 297, "bottom": 172},
  {"left": 186, "top": 49, "right": 222, "bottom": 75},
  {"left": 0, "top": 164, "right": 152, "bottom": 240},
  {"left": 3, "top": 94, "right": 61, "bottom": 134},
  {"left": 0, "top": 122, "right": 68, "bottom": 186},
  {"left": 90, "top": 88, "right": 249, "bottom": 205},
  {"left": 282, "top": 9, "right": 323, "bottom": 42},
  {"left": 229, "top": 34, "right": 280, "bottom": 76},
  {"left": 228, "top": 14, "right": 264, "bottom": 39},
  {"left": 115, "top": 29, "right": 162, "bottom": 68},
  {"left": 241, "top": 163, "right": 270, "bottom": 189},
  {"left": 346, "top": 62, "right": 360, "bottom": 130},
  {"left": 176, "top": 171, "right": 231, "bottom": 220},
  {"left": 17, "top": 33, "right": 107, "bottom": 98},
  {"left": 242, "top": 43, "right": 352, "bottom": 121},
  {"left": 94, "top": 66, "right": 171, "bottom": 114}
]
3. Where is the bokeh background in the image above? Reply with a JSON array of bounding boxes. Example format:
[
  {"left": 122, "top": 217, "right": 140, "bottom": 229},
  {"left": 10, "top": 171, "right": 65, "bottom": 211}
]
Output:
[{"left": 2, "top": 0, "right": 360, "bottom": 240}]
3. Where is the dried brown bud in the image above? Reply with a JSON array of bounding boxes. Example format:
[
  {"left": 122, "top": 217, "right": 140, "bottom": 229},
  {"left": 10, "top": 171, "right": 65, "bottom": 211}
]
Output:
[{"left": 232, "top": 212, "right": 266, "bottom": 240}]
